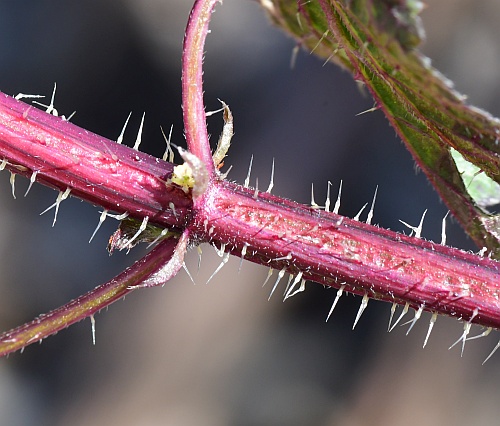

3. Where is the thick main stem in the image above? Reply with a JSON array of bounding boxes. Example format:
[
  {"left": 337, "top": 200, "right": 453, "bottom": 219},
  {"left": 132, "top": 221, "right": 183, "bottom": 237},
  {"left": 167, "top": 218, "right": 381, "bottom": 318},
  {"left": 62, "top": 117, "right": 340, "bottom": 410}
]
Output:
[
  {"left": 194, "top": 181, "right": 500, "bottom": 329},
  {"left": 0, "top": 91, "right": 192, "bottom": 228}
]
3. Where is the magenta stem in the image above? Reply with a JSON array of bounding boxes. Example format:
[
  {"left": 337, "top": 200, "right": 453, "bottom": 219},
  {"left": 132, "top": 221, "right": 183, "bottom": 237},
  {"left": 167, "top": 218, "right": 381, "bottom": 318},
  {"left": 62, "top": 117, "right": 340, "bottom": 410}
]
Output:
[
  {"left": 1, "top": 0, "right": 500, "bottom": 357},
  {"left": 0, "top": 92, "right": 192, "bottom": 227},
  {"left": 182, "top": 0, "right": 220, "bottom": 176},
  {"left": 0, "top": 237, "right": 180, "bottom": 356},
  {"left": 192, "top": 181, "right": 500, "bottom": 329}
]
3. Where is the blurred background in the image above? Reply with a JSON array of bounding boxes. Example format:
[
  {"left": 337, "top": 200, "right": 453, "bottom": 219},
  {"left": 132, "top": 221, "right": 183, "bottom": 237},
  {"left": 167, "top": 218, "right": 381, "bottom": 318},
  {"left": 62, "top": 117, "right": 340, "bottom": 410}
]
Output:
[{"left": 1, "top": 0, "right": 500, "bottom": 425}]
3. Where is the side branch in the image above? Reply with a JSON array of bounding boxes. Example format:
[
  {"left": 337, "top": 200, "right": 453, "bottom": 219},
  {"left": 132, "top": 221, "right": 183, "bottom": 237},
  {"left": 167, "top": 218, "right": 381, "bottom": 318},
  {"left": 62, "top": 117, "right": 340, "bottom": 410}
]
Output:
[
  {"left": 0, "top": 237, "right": 182, "bottom": 356},
  {"left": 182, "top": 0, "right": 221, "bottom": 176}
]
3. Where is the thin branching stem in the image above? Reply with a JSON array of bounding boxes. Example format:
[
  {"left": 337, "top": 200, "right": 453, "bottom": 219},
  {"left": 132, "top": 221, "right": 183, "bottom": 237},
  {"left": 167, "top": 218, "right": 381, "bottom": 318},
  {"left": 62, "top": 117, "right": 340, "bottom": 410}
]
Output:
[
  {"left": 0, "top": 237, "right": 180, "bottom": 356},
  {"left": 182, "top": 0, "right": 220, "bottom": 177}
]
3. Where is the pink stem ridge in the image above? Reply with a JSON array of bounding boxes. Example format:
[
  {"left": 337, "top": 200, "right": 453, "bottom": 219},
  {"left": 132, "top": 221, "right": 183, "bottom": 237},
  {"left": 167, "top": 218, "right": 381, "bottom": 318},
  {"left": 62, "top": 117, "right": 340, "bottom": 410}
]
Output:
[{"left": 0, "top": 0, "right": 500, "bottom": 356}]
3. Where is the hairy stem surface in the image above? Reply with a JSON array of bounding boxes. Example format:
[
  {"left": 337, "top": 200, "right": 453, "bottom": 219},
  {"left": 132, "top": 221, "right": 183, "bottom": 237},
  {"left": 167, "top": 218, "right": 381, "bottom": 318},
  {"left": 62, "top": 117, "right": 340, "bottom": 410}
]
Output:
[
  {"left": 0, "top": 237, "right": 181, "bottom": 356},
  {"left": 1, "top": 0, "right": 500, "bottom": 356}
]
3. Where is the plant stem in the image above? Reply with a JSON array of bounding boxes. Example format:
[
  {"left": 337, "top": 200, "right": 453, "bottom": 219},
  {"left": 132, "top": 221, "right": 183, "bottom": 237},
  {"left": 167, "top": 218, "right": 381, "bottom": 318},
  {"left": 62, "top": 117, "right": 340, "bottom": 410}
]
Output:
[
  {"left": 182, "top": 0, "right": 220, "bottom": 177},
  {"left": 194, "top": 181, "right": 500, "bottom": 329},
  {"left": 0, "top": 91, "right": 192, "bottom": 228},
  {"left": 0, "top": 237, "right": 182, "bottom": 357},
  {"left": 1, "top": 0, "right": 500, "bottom": 356}
]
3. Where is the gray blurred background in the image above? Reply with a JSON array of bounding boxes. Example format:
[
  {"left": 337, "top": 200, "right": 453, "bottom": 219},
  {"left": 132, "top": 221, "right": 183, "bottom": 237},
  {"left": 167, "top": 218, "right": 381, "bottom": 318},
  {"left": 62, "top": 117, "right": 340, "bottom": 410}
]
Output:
[{"left": 1, "top": 0, "right": 500, "bottom": 425}]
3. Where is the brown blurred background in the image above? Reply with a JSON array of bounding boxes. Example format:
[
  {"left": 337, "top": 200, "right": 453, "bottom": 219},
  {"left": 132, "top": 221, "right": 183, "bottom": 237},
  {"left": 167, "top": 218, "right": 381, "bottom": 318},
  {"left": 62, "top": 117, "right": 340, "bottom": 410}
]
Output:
[{"left": 1, "top": 1, "right": 500, "bottom": 425}]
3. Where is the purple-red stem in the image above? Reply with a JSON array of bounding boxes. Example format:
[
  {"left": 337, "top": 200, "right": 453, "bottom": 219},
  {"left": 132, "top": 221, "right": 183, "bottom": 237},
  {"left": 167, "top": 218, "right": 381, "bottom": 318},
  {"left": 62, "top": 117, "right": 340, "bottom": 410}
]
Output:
[
  {"left": 196, "top": 182, "right": 500, "bottom": 329},
  {"left": 0, "top": 238, "right": 180, "bottom": 356},
  {"left": 182, "top": 0, "right": 218, "bottom": 176},
  {"left": 1, "top": 85, "right": 500, "bottom": 355},
  {"left": 0, "top": 92, "right": 191, "bottom": 228},
  {"left": 1, "top": 0, "right": 500, "bottom": 356}
]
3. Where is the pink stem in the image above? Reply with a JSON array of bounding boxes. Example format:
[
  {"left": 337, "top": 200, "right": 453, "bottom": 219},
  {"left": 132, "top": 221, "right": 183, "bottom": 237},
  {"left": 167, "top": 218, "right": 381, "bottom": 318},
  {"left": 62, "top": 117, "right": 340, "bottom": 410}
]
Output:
[
  {"left": 2, "top": 86, "right": 500, "bottom": 348},
  {"left": 182, "top": 0, "right": 220, "bottom": 177},
  {"left": 0, "top": 92, "right": 191, "bottom": 228},
  {"left": 192, "top": 181, "right": 500, "bottom": 329},
  {"left": 0, "top": 237, "right": 182, "bottom": 356},
  {"left": 1, "top": 0, "right": 500, "bottom": 358}
]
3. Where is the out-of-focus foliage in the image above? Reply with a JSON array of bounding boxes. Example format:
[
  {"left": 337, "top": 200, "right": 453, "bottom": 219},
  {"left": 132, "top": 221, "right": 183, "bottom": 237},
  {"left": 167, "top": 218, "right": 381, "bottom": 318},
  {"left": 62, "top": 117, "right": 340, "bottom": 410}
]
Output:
[{"left": 261, "top": 0, "right": 500, "bottom": 257}]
